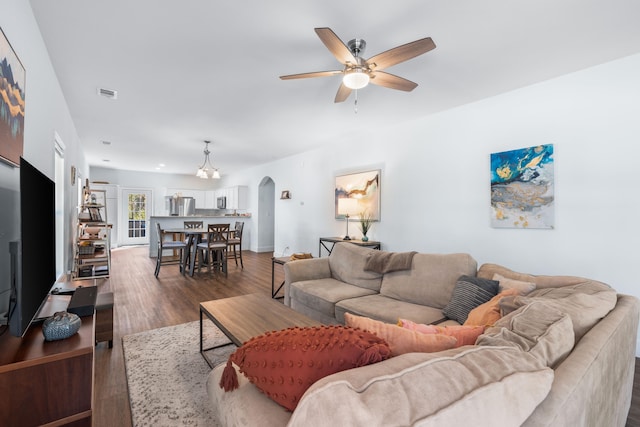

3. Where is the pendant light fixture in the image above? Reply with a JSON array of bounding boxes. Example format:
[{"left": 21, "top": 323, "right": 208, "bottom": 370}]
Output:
[{"left": 196, "top": 140, "right": 221, "bottom": 179}]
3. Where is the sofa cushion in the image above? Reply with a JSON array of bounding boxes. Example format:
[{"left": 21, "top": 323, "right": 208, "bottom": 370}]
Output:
[
  {"left": 288, "top": 346, "right": 554, "bottom": 427},
  {"left": 464, "top": 288, "right": 520, "bottom": 327},
  {"left": 335, "top": 294, "right": 449, "bottom": 325},
  {"left": 344, "top": 313, "right": 457, "bottom": 356},
  {"left": 328, "top": 243, "right": 383, "bottom": 291},
  {"left": 442, "top": 275, "right": 499, "bottom": 324},
  {"left": 477, "top": 263, "right": 589, "bottom": 289},
  {"left": 219, "top": 325, "right": 391, "bottom": 411},
  {"left": 500, "top": 281, "right": 617, "bottom": 341},
  {"left": 493, "top": 273, "right": 536, "bottom": 295},
  {"left": 379, "top": 253, "right": 478, "bottom": 309},
  {"left": 289, "top": 278, "right": 377, "bottom": 319},
  {"left": 398, "top": 319, "right": 485, "bottom": 347},
  {"left": 478, "top": 300, "right": 575, "bottom": 367}
]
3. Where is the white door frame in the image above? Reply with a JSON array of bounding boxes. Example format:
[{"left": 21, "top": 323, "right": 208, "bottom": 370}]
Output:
[{"left": 120, "top": 188, "right": 153, "bottom": 246}]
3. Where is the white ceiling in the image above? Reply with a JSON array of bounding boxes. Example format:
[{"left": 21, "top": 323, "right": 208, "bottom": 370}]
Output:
[{"left": 29, "top": 0, "right": 640, "bottom": 177}]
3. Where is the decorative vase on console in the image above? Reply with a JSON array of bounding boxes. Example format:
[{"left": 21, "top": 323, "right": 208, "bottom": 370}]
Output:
[{"left": 359, "top": 210, "right": 373, "bottom": 242}]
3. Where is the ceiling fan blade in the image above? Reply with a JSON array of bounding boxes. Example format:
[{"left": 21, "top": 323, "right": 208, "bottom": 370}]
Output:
[
  {"left": 334, "top": 83, "right": 352, "bottom": 103},
  {"left": 315, "top": 27, "right": 357, "bottom": 65},
  {"left": 280, "top": 70, "right": 343, "bottom": 80},
  {"left": 366, "top": 37, "right": 436, "bottom": 71},
  {"left": 370, "top": 71, "right": 418, "bottom": 91}
]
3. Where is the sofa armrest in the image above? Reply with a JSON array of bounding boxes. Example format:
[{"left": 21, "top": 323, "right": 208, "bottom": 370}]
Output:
[{"left": 283, "top": 258, "right": 331, "bottom": 306}]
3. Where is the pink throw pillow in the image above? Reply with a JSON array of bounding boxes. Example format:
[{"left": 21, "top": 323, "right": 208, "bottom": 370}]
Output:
[
  {"left": 344, "top": 313, "right": 457, "bottom": 356},
  {"left": 398, "top": 319, "right": 485, "bottom": 347}
]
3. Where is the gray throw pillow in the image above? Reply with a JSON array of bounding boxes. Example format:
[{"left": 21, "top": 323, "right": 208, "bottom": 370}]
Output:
[{"left": 442, "top": 275, "right": 499, "bottom": 324}]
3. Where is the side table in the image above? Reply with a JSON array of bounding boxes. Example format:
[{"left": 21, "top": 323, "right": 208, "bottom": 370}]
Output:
[
  {"left": 318, "top": 237, "right": 381, "bottom": 257},
  {"left": 271, "top": 256, "right": 289, "bottom": 299}
]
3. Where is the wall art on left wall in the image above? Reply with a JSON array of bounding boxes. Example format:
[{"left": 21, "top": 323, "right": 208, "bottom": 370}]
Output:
[
  {"left": 490, "top": 144, "right": 555, "bottom": 229},
  {"left": 0, "top": 27, "right": 26, "bottom": 167}
]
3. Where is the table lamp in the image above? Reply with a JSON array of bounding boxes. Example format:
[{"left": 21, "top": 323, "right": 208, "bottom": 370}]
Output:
[{"left": 338, "top": 198, "right": 359, "bottom": 240}]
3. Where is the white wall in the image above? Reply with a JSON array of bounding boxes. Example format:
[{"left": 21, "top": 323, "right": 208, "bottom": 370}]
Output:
[
  {"left": 226, "top": 53, "right": 640, "bottom": 353},
  {"left": 1, "top": 1, "right": 86, "bottom": 312}
]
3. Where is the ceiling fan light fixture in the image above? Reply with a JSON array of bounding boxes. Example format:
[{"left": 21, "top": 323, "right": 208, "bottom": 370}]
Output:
[{"left": 343, "top": 69, "right": 370, "bottom": 90}]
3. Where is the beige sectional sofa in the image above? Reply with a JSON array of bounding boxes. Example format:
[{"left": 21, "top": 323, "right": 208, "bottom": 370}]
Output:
[{"left": 207, "top": 243, "right": 639, "bottom": 426}]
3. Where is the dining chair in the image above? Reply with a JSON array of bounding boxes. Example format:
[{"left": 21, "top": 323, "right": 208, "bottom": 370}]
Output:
[
  {"left": 182, "top": 220, "right": 204, "bottom": 266},
  {"left": 155, "top": 223, "right": 188, "bottom": 278},
  {"left": 226, "top": 221, "right": 244, "bottom": 268},
  {"left": 184, "top": 220, "right": 203, "bottom": 229},
  {"left": 196, "top": 223, "right": 229, "bottom": 276}
]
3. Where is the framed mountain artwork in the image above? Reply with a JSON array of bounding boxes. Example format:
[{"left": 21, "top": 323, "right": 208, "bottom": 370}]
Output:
[
  {"left": 334, "top": 169, "right": 380, "bottom": 221},
  {"left": 490, "top": 144, "right": 554, "bottom": 229},
  {"left": 0, "top": 27, "right": 26, "bottom": 167}
]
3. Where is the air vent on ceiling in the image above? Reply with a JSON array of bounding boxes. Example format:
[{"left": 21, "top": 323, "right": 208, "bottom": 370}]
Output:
[{"left": 97, "top": 87, "right": 118, "bottom": 99}]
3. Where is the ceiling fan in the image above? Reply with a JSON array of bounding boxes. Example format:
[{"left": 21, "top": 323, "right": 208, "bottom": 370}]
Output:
[{"left": 280, "top": 27, "right": 436, "bottom": 103}]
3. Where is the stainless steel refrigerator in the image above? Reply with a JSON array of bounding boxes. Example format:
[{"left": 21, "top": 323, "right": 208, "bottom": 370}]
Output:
[{"left": 165, "top": 196, "right": 195, "bottom": 216}]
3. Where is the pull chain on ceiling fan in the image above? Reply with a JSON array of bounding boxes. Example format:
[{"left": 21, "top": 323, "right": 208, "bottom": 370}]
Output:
[{"left": 280, "top": 27, "right": 436, "bottom": 103}]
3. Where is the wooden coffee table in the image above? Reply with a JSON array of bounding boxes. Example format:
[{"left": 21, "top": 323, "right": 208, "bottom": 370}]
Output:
[{"left": 199, "top": 293, "right": 323, "bottom": 368}]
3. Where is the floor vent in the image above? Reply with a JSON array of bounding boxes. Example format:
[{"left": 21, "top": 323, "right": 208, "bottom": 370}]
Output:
[{"left": 97, "top": 88, "right": 118, "bottom": 99}]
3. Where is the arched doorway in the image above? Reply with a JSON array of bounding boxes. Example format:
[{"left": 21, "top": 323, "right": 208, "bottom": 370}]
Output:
[{"left": 257, "top": 176, "right": 275, "bottom": 253}]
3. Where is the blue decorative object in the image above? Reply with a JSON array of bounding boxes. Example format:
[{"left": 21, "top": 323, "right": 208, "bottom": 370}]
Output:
[{"left": 42, "top": 311, "right": 82, "bottom": 341}]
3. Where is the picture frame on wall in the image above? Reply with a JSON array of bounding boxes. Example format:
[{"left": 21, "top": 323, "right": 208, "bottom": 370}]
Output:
[
  {"left": 0, "top": 27, "right": 26, "bottom": 167},
  {"left": 490, "top": 144, "right": 554, "bottom": 229},
  {"left": 334, "top": 169, "right": 381, "bottom": 220}
]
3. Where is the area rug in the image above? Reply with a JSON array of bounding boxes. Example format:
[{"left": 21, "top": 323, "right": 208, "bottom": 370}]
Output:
[{"left": 123, "top": 321, "right": 236, "bottom": 427}]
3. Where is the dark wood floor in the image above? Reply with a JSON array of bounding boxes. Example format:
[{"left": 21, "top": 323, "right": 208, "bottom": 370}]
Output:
[
  {"left": 95, "top": 245, "right": 640, "bottom": 427},
  {"left": 94, "top": 245, "right": 283, "bottom": 427}
]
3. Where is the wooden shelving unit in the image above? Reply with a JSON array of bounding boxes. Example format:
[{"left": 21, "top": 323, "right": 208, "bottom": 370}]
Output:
[{"left": 73, "top": 187, "right": 111, "bottom": 280}]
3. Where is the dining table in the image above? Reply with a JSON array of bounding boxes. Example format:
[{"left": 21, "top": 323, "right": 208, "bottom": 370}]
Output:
[{"left": 164, "top": 226, "right": 233, "bottom": 276}]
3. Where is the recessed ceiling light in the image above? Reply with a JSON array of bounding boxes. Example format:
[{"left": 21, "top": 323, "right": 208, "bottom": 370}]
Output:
[
  {"left": 158, "top": 163, "right": 165, "bottom": 167},
  {"left": 102, "top": 159, "right": 110, "bottom": 162}
]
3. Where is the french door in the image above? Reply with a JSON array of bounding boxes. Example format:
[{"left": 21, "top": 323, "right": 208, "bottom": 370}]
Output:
[{"left": 120, "top": 189, "right": 152, "bottom": 245}]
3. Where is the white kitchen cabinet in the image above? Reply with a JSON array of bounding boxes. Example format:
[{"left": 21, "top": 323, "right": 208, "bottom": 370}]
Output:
[
  {"left": 227, "top": 185, "right": 248, "bottom": 210},
  {"left": 204, "top": 190, "right": 216, "bottom": 209}
]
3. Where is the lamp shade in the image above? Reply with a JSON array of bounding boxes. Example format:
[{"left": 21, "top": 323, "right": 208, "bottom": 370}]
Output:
[
  {"left": 343, "top": 69, "right": 370, "bottom": 90},
  {"left": 338, "top": 198, "right": 359, "bottom": 216}
]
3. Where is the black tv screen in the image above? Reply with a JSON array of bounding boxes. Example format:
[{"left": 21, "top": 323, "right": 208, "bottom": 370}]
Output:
[{"left": 9, "top": 157, "right": 56, "bottom": 337}]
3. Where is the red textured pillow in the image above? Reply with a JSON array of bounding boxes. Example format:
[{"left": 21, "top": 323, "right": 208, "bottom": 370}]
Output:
[{"left": 219, "top": 325, "right": 391, "bottom": 411}]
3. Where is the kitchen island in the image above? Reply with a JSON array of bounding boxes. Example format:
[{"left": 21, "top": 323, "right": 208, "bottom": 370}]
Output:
[{"left": 149, "top": 215, "right": 251, "bottom": 258}]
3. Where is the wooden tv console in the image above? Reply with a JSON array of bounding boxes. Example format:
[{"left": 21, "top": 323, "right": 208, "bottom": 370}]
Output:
[{"left": 0, "top": 295, "right": 94, "bottom": 426}]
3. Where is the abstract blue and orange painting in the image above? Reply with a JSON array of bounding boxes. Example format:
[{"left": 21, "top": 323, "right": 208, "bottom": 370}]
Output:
[
  {"left": 490, "top": 144, "right": 554, "bottom": 229},
  {"left": 0, "top": 27, "right": 26, "bottom": 167}
]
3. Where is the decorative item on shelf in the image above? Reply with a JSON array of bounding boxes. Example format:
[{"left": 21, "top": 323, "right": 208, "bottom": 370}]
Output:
[
  {"left": 338, "top": 197, "right": 359, "bottom": 240},
  {"left": 196, "top": 140, "right": 221, "bottom": 179},
  {"left": 78, "top": 242, "right": 95, "bottom": 255},
  {"left": 359, "top": 210, "right": 373, "bottom": 242},
  {"left": 290, "top": 252, "right": 312, "bottom": 261},
  {"left": 280, "top": 190, "right": 291, "bottom": 200},
  {"left": 42, "top": 311, "right": 82, "bottom": 341}
]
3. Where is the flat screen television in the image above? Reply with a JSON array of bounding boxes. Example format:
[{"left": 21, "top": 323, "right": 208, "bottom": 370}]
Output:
[{"left": 8, "top": 157, "right": 56, "bottom": 337}]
